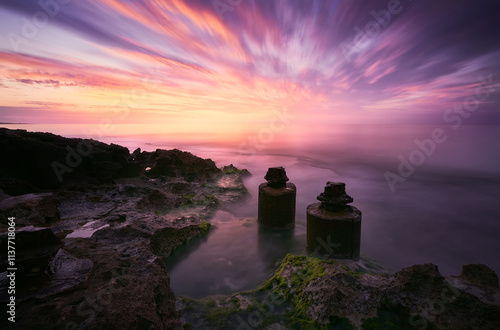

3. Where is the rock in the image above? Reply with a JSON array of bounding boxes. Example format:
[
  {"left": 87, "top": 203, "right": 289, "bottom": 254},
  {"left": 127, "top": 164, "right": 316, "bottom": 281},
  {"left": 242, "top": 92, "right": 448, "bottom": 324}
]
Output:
[
  {"left": 221, "top": 164, "right": 251, "bottom": 177},
  {"left": 136, "top": 188, "right": 184, "bottom": 211},
  {"left": 105, "top": 214, "right": 127, "bottom": 223},
  {"left": 36, "top": 249, "right": 93, "bottom": 299},
  {"left": 141, "top": 149, "right": 221, "bottom": 181},
  {"left": 178, "top": 255, "right": 500, "bottom": 329},
  {"left": 91, "top": 225, "right": 151, "bottom": 244},
  {"left": 118, "top": 184, "right": 143, "bottom": 197},
  {"left": 393, "top": 263, "right": 445, "bottom": 289},
  {"left": 216, "top": 175, "right": 251, "bottom": 206},
  {"left": 90, "top": 160, "right": 126, "bottom": 179},
  {"left": 0, "top": 128, "right": 131, "bottom": 194},
  {"left": 131, "top": 147, "right": 141, "bottom": 159},
  {"left": 240, "top": 169, "right": 251, "bottom": 176},
  {"left": 5, "top": 234, "right": 183, "bottom": 330},
  {"left": 216, "top": 175, "right": 247, "bottom": 192},
  {"left": 1, "top": 226, "right": 60, "bottom": 249},
  {"left": 460, "top": 264, "right": 500, "bottom": 290},
  {"left": 35, "top": 195, "right": 61, "bottom": 222},
  {"left": 165, "top": 181, "right": 200, "bottom": 195},
  {"left": 0, "top": 193, "right": 60, "bottom": 225},
  {"left": 0, "top": 226, "right": 61, "bottom": 286},
  {"left": 0, "top": 128, "right": 253, "bottom": 330},
  {"left": 0, "top": 178, "right": 38, "bottom": 196},
  {"left": 150, "top": 221, "right": 211, "bottom": 256}
]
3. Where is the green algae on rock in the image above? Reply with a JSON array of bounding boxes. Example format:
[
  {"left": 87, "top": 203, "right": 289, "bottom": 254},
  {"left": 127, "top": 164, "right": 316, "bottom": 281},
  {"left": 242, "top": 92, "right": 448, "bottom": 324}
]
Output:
[
  {"left": 176, "top": 254, "right": 347, "bottom": 329},
  {"left": 150, "top": 221, "right": 212, "bottom": 256},
  {"left": 177, "top": 254, "right": 500, "bottom": 329}
]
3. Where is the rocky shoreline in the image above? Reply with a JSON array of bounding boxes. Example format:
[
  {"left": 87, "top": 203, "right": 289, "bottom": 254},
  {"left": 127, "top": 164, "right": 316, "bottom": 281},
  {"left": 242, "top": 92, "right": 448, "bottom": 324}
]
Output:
[
  {"left": 0, "top": 128, "right": 499, "bottom": 329},
  {"left": 178, "top": 256, "right": 500, "bottom": 329},
  {"left": 0, "top": 128, "right": 250, "bottom": 329}
]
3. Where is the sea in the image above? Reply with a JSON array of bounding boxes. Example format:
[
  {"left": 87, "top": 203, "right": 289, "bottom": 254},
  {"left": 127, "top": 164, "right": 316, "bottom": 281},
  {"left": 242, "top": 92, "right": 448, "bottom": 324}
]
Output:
[{"left": 3, "top": 123, "right": 500, "bottom": 298}]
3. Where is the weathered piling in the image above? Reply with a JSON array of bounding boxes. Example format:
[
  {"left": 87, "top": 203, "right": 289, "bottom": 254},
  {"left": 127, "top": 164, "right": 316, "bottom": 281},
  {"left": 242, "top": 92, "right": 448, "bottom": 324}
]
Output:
[
  {"left": 307, "top": 182, "right": 361, "bottom": 259},
  {"left": 258, "top": 167, "right": 296, "bottom": 230}
]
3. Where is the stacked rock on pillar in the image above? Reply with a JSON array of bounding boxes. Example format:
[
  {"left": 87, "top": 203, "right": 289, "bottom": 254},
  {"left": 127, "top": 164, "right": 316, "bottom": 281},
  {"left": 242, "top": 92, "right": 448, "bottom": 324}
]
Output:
[
  {"left": 307, "top": 182, "right": 361, "bottom": 259},
  {"left": 258, "top": 167, "right": 296, "bottom": 230}
]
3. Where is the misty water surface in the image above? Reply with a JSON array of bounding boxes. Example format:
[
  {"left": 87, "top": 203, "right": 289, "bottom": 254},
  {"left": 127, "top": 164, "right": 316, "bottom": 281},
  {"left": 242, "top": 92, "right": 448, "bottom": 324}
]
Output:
[{"left": 5, "top": 123, "right": 500, "bottom": 298}]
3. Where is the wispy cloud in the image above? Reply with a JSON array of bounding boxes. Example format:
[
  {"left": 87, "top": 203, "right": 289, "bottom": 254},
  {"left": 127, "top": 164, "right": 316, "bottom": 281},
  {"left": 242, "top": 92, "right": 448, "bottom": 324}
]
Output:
[{"left": 0, "top": 0, "right": 499, "bottom": 127}]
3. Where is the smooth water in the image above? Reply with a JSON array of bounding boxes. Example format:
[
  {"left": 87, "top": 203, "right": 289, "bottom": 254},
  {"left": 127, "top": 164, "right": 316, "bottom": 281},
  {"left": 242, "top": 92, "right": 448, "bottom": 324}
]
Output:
[
  {"left": 3, "top": 123, "right": 500, "bottom": 298},
  {"left": 163, "top": 211, "right": 307, "bottom": 298}
]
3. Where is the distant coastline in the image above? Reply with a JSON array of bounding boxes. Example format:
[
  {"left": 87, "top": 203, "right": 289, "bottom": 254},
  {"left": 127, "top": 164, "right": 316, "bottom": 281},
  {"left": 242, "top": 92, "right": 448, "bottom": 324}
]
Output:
[{"left": 0, "top": 122, "right": 32, "bottom": 125}]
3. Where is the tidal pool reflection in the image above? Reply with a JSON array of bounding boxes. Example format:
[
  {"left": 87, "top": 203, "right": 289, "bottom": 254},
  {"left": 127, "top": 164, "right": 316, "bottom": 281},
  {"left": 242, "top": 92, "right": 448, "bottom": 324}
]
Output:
[{"left": 165, "top": 211, "right": 306, "bottom": 299}]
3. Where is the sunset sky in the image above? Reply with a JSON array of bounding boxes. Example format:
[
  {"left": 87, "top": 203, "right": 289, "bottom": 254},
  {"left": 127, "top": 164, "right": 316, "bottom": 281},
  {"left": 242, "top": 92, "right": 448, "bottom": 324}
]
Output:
[{"left": 1, "top": 0, "right": 499, "bottom": 139}]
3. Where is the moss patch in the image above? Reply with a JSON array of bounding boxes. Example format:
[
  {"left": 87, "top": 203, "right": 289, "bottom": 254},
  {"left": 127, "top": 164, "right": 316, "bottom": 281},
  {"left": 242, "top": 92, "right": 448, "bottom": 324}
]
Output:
[
  {"left": 257, "top": 254, "right": 340, "bottom": 328},
  {"left": 177, "top": 254, "right": 353, "bottom": 329},
  {"left": 181, "top": 193, "right": 196, "bottom": 203},
  {"left": 198, "top": 221, "right": 211, "bottom": 235},
  {"left": 149, "top": 221, "right": 211, "bottom": 256},
  {"left": 221, "top": 167, "right": 242, "bottom": 175},
  {"left": 201, "top": 194, "right": 220, "bottom": 207},
  {"left": 341, "top": 265, "right": 363, "bottom": 278}
]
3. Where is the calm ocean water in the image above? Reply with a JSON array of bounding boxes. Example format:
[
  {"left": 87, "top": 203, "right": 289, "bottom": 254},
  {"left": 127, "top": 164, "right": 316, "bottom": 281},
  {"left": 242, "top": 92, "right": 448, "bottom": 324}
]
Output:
[{"left": 4, "top": 123, "right": 500, "bottom": 298}]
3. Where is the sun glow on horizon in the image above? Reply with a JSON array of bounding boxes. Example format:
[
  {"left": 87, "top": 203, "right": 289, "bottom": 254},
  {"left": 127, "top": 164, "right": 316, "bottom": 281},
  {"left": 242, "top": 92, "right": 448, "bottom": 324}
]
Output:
[{"left": 1, "top": 0, "right": 499, "bottom": 143}]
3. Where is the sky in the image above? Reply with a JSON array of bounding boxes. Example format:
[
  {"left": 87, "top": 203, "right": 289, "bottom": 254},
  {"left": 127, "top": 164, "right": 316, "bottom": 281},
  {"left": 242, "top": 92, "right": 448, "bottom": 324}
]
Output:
[{"left": 0, "top": 0, "right": 499, "bottom": 140}]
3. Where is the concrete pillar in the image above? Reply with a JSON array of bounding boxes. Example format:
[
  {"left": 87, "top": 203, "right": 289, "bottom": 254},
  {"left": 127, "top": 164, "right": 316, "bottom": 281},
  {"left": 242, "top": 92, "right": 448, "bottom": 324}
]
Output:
[
  {"left": 307, "top": 182, "right": 361, "bottom": 259},
  {"left": 258, "top": 167, "right": 296, "bottom": 230}
]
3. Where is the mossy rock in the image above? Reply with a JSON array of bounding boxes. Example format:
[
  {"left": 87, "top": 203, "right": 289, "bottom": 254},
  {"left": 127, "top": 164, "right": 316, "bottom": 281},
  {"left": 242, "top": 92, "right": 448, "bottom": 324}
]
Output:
[
  {"left": 178, "top": 254, "right": 350, "bottom": 329},
  {"left": 150, "top": 221, "right": 211, "bottom": 256}
]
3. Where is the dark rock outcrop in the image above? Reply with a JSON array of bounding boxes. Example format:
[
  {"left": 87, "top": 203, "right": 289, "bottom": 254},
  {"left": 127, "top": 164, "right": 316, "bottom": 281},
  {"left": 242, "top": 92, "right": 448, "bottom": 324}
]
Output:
[
  {"left": 0, "top": 128, "right": 252, "bottom": 330},
  {"left": 140, "top": 149, "right": 221, "bottom": 181},
  {"left": 136, "top": 188, "right": 184, "bottom": 211},
  {"left": 0, "top": 128, "right": 130, "bottom": 194},
  {"left": 0, "top": 226, "right": 62, "bottom": 285},
  {"left": 36, "top": 249, "right": 93, "bottom": 299},
  {"left": 0, "top": 193, "right": 60, "bottom": 225},
  {"left": 150, "top": 220, "right": 211, "bottom": 256},
  {"left": 6, "top": 232, "right": 182, "bottom": 330},
  {"left": 459, "top": 263, "right": 500, "bottom": 290},
  {"left": 178, "top": 255, "right": 500, "bottom": 329},
  {"left": 221, "top": 164, "right": 251, "bottom": 177},
  {"left": 0, "top": 128, "right": 222, "bottom": 195}
]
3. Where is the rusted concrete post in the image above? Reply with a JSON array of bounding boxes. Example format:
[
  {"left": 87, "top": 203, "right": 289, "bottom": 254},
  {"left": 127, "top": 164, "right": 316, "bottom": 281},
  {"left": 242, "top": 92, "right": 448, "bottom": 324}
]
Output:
[
  {"left": 307, "top": 182, "right": 361, "bottom": 259},
  {"left": 258, "top": 167, "right": 296, "bottom": 230}
]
